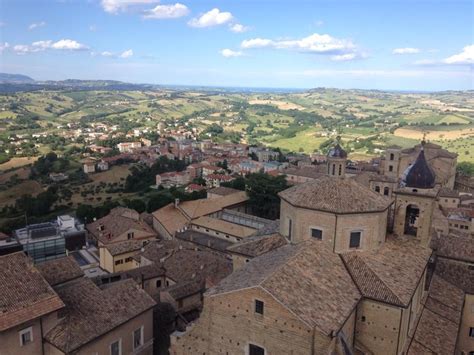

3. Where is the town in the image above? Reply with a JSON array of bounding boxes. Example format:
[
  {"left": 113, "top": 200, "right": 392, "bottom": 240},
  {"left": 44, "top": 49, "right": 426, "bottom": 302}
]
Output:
[{"left": 0, "top": 131, "right": 473, "bottom": 354}]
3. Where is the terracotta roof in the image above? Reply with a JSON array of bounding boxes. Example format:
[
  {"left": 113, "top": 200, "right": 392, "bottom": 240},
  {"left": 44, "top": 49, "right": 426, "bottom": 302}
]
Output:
[
  {"left": 138, "top": 240, "right": 232, "bottom": 286},
  {"left": 166, "top": 279, "right": 204, "bottom": 300},
  {"left": 352, "top": 172, "right": 398, "bottom": 188},
  {"left": 191, "top": 216, "right": 256, "bottom": 238},
  {"left": 431, "top": 232, "right": 474, "bottom": 263},
  {"left": 151, "top": 192, "right": 248, "bottom": 236},
  {"left": 227, "top": 233, "right": 287, "bottom": 257},
  {"left": 178, "top": 191, "right": 248, "bottom": 219},
  {"left": 282, "top": 166, "right": 326, "bottom": 179},
  {"left": 0, "top": 252, "right": 65, "bottom": 331},
  {"left": 207, "top": 186, "right": 241, "bottom": 196},
  {"left": 104, "top": 239, "right": 147, "bottom": 256},
  {"left": 279, "top": 176, "right": 392, "bottom": 214},
  {"left": 408, "top": 275, "right": 463, "bottom": 355},
  {"left": 44, "top": 278, "right": 156, "bottom": 353},
  {"left": 342, "top": 236, "right": 432, "bottom": 307},
  {"left": 152, "top": 203, "right": 189, "bottom": 236},
  {"left": 176, "top": 230, "right": 233, "bottom": 253},
  {"left": 87, "top": 207, "right": 156, "bottom": 244},
  {"left": 37, "top": 256, "right": 84, "bottom": 286},
  {"left": 208, "top": 241, "right": 361, "bottom": 335}
]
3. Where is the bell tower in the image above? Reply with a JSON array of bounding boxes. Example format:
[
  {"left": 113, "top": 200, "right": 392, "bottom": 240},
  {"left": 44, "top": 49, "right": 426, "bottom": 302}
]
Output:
[
  {"left": 327, "top": 137, "right": 347, "bottom": 177},
  {"left": 393, "top": 142, "right": 438, "bottom": 244}
]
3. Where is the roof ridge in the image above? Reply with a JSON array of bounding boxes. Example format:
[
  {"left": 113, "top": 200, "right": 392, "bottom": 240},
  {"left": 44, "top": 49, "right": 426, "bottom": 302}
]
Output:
[
  {"left": 258, "top": 243, "right": 303, "bottom": 287},
  {"left": 343, "top": 253, "right": 403, "bottom": 305}
]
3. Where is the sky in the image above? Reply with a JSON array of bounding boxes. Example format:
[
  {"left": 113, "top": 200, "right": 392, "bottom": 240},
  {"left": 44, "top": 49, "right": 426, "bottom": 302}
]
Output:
[{"left": 0, "top": 0, "right": 473, "bottom": 90}]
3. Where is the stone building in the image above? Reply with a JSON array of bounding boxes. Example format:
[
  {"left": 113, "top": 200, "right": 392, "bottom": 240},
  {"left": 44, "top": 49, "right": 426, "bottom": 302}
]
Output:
[{"left": 169, "top": 141, "right": 470, "bottom": 355}]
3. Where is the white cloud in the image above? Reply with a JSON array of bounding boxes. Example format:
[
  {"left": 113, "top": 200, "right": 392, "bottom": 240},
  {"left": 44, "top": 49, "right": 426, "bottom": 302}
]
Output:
[
  {"left": 101, "top": 51, "right": 115, "bottom": 57},
  {"left": 220, "top": 49, "right": 243, "bottom": 58},
  {"left": 229, "top": 23, "right": 249, "bottom": 33},
  {"left": 0, "top": 42, "right": 9, "bottom": 52},
  {"left": 188, "top": 8, "right": 233, "bottom": 28},
  {"left": 101, "top": 0, "right": 158, "bottom": 14},
  {"left": 143, "top": 3, "right": 189, "bottom": 19},
  {"left": 13, "top": 39, "right": 88, "bottom": 54},
  {"left": 241, "top": 33, "right": 361, "bottom": 60},
  {"left": 119, "top": 49, "right": 134, "bottom": 58},
  {"left": 392, "top": 47, "right": 420, "bottom": 55},
  {"left": 28, "top": 21, "right": 46, "bottom": 30},
  {"left": 443, "top": 45, "right": 474, "bottom": 65},
  {"left": 294, "top": 69, "right": 471, "bottom": 78}
]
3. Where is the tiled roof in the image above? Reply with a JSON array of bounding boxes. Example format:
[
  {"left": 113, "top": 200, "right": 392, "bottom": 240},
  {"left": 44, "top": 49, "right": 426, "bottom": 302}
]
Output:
[
  {"left": 104, "top": 239, "right": 147, "bottom": 256},
  {"left": 282, "top": 166, "right": 326, "bottom": 179},
  {"left": 407, "top": 275, "right": 463, "bottom": 355},
  {"left": 177, "top": 191, "right": 248, "bottom": 219},
  {"left": 208, "top": 241, "right": 361, "bottom": 335},
  {"left": 37, "top": 256, "right": 84, "bottom": 286},
  {"left": 0, "top": 252, "right": 65, "bottom": 331},
  {"left": 279, "top": 176, "right": 392, "bottom": 214},
  {"left": 402, "top": 150, "right": 436, "bottom": 189},
  {"left": 152, "top": 203, "right": 189, "bottom": 236},
  {"left": 227, "top": 233, "right": 287, "bottom": 257},
  {"left": 352, "top": 172, "right": 398, "bottom": 188},
  {"left": 166, "top": 279, "right": 204, "bottom": 300},
  {"left": 342, "top": 236, "right": 432, "bottom": 307},
  {"left": 191, "top": 216, "right": 257, "bottom": 238},
  {"left": 44, "top": 278, "right": 156, "bottom": 353},
  {"left": 207, "top": 186, "right": 241, "bottom": 196},
  {"left": 431, "top": 232, "right": 474, "bottom": 263},
  {"left": 176, "top": 230, "right": 233, "bottom": 253},
  {"left": 87, "top": 207, "right": 156, "bottom": 244}
]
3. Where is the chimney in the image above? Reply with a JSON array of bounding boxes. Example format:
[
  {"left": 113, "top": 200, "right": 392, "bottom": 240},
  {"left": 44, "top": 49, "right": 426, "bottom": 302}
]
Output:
[{"left": 174, "top": 198, "right": 180, "bottom": 208}]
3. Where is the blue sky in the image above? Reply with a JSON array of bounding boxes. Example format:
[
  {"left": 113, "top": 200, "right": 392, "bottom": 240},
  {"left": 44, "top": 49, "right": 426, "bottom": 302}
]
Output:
[{"left": 0, "top": 0, "right": 472, "bottom": 90}]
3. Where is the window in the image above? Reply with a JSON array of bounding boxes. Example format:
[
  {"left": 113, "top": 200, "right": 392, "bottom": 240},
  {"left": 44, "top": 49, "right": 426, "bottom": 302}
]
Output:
[
  {"left": 133, "top": 327, "right": 143, "bottom": 350},
  {"left": 125, "top": 257, "right": 132, "bottom": 263},
  {"left": 288, "top": 218, "right": 292, "bottom": 240},
  {"left": 311, "top": 228, "right": 323, "bottom": 240},
  {"left": 255, "top": 300, "right": 264, "bottom": 315},
  {"left": 388, "top": 165, "right": 393, "bottom": 172},
  {"left": 361, "top": 316, "right": 366, "bottom": 322},
  {"left": 390, "top": 153, "right": 394, "bottom": 161},
  {"left": 249, "top": 344, "right": 265, "bottom": 355},
  {"left": 349, "top": 231, "right": 361, "bottom": 249},
  {"left": 115, "top": 259, "right": 123, "bottom": 266},
  {"left": 375, "top": 186, "right": 380, "bottom": 193},
  {"left": 110, "top": 339, "right": 121, "bottom": 355},
  {"left": 469, "top": 327, "right": 474, "bottom": 337},
  {"left": 332, "top": 164, "right": 336, "bottom": 175},
  {"left": 156, "top": 279, "right": 162, "bottom": 288},
  {"left": 19, "top": 327, "right": 33, "bottom": 346},
  {"left": 384, "top": 187, "right": 389, "bottom": 196},
  {"left": 338, "top": 164, "right": 342, "bottom": 176},
  {"left": 127, "top": 232, "right": 134, "bottom": 240}
]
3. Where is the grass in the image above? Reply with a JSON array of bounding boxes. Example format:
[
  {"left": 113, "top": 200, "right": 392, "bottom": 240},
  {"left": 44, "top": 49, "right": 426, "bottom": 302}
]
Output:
[
  {"left": 0, "top": 157, "right": 38, "bottom": 171},
  {"left": 0, "top": 180, "right": 43, "bottom": 207},
  {"left": 264, "top": 127, "right": 328, "bottom": 153}
]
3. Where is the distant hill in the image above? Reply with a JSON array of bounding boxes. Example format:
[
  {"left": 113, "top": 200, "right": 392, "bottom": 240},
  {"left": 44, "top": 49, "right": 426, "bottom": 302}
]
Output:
[{"left": 0, "top": 73, "right": 35, "bottom": 83}]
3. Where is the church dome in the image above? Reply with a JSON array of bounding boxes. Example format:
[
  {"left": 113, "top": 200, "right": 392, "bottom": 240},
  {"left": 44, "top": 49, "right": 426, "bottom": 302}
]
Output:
[
  {"left": 327, "top": 143, "right": 347, "bottom": 159},
  {"left": 402, "top": 149, "right": 436, "bottom": 189}
]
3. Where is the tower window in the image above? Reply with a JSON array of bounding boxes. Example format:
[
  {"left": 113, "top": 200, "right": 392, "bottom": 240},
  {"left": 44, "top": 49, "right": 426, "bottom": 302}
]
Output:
[
  {"left": 287, "top": 218, "right": 292, "bottom": 240},
  {"left": 249, "top": 344, "right": 265, "bottom": 355},
  {"left": 255, "top": 300, "right": 264, "bottom": 315},
  {"left": 332, "top": 164, "right": 336, "bottom": 175},
  {"left": 311, "top": 228, "right": 323, "bottom": 240},
  {"left": 388, "top": 165, "right": 393, "bottom": 172},
  {"left": 338, "top": 164, "right": 342, "bottom": 176},
  {"left": 349, "top": 231, "right": 361, "bottom": 249},
  {"left": 390, "top": 153, "right": 394, "bottom": 161},
  {"left": 375, "top": 186, "right": 380, "bottom": 193},
  {"left": 384, "top": 187, "right": 389, "bottom": 196}
]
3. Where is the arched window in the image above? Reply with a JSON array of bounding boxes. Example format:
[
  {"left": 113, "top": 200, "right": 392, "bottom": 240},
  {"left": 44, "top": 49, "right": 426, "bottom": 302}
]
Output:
[
  {"left": 390, "top": 153, "right": 394, "bottom": 161},
  {"left": 384, "top": 187, "right": 389, "bottom": 196}
]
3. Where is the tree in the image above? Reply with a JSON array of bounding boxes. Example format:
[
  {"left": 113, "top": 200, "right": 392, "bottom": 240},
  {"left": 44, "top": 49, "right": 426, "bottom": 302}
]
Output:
[
  {"left": 126, "top": 199, "right": 146, "bottom": 213},
  {"left": 245, "top": 173, "right": 288, "bottom": 219},
  {"left": 457, "top": 162, "right": 474, "bottom": 176}
]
